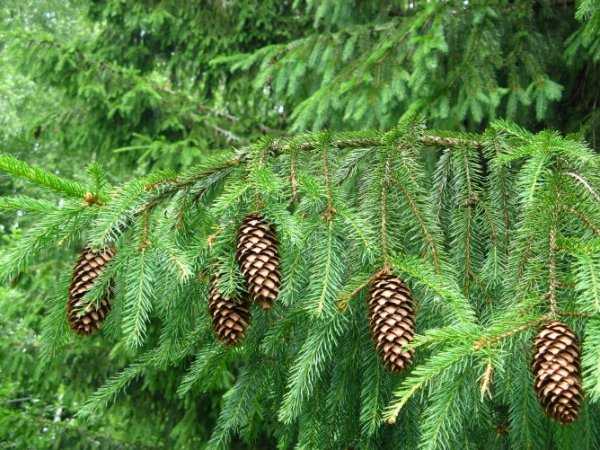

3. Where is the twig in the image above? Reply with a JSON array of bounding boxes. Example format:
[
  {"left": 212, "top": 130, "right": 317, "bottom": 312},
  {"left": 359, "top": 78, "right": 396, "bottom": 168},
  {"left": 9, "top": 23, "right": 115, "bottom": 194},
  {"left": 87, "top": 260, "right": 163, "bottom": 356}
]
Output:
[
  {"left": 208, "top": 124, "right": 243, "bottom": 143},
  {"left": 564, "top": 205, "right": 600, "bottom": 236},
  {"left": 566, "top": 171, "right": 600, "bottom": 204},
  {"left": 473, "top": 309, "right": 592, "bottom": 352},
  {"left": 290, "top": 151, "right": 299, "bottom": 203},
  {"left": 548, "top": 227, "right": 559, "bottom": 315},
  {"left": 269, "top": 133, "right": 483, "bottom": 155},
  {"left": 4, "top": 396, "right": 34, "bottom": 405},
  {"left": 419, "top": 134, "right": 482, "bottom": 149},
  {"left": 380, "top": 158, "right": 391, "bottom": 266},
  {"left": 480, "top": 360, "right": 494, "bottom": 401},
  {"left": 322, "top": 139, "right": 336, "bottom": 221},
  {"left": 473, "top": 315, "right": 550, "bottom": 351},
  {"left": 337, "top": 269, "right": 387, "bottom": 311}
]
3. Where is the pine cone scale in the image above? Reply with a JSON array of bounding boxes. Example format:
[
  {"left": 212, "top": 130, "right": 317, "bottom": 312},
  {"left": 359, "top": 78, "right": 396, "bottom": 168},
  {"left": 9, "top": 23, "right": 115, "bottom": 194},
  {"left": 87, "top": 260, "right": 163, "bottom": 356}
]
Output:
[
  {"left": 368, "top": 273, "right": 416, "bottom": 373},
  {"left": 236, "top": 214, "right": 280, "bottom": 309},
  {"left": 532, "top": 321, "right": 583, "bottom": 424},
  {"left": 208, "top": 279, "right": 250, "bottom": 345},
  {"left": 67, "top": 247, "right": 115, "bottom": 335}
]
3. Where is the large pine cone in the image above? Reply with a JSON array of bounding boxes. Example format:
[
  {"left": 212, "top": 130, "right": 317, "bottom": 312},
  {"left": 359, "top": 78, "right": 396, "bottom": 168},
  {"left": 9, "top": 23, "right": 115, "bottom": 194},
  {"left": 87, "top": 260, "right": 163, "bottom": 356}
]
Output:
[
  {"left": 532, "top": 321, "right": 583, "bottom": 424},
  {"left": 67, "top": 247, "right": 115, "bottom": 335},
  {"left": 235, "top": 213, "right": 280, "bottom": 309},
  {"left": 367, "top": 273, "right": 416, "bottom": 373},
  {"left": 208, "top": 279, "right": 250, "bottom": 345}
]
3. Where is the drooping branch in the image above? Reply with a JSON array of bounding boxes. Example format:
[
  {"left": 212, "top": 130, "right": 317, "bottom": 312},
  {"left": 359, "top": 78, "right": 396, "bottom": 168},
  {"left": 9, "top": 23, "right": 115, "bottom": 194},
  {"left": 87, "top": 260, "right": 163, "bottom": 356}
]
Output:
[{"left": 268, "top": 132, "right": 483, "bottom": 155}]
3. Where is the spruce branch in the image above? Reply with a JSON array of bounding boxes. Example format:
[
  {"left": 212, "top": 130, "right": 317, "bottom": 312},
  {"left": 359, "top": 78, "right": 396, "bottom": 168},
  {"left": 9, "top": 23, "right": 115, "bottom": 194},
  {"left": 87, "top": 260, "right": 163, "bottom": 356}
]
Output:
[
  {"left": 321, "top": 137, "right": 336, "bottom": 221},
  {"left": 337, "top": 269, "right": 387, "bottom": 311},
  {"left": 177, "top": 344, "right": 229, "bottom": 398},
  {"left": 564, "top": 205, "right": 600, "bottom": 236},
  {"left": 479, "top": 359, "right": 494, "bottom": 401},
  {"left": 380, "top": 157, "right": 392, "bottom": 266},
  {"left": 566, "top": 171, "right": 600, "bottom": 204},
  {"left": 122, "top": 247, "right": 156, "bottom": 349},
  {"left": 289, "top": 146, "right": 299, "bottom": 203},
  {"left": 266, "top": 131, "right": 482, "bottom": 155},
  {"left": 547, "top": 226, "right": 559, "bottom": 315},
  {"left": 278, "top": 312, "right": 348, "bottom": 424},
  {"left": 472, "top": 315, "right": 550, "bottom": 351},
  {"left": 77, "top": 359, "right": 147, "bottom": 418},
  {"left": 0, "top": 154, "right": 95, "bottom": 201},
  {"left": 0, "top": 196, "right": 57, "bottom": 213},
  {"left": 391, "top": 255, "right": 475, "bottom": 324},
  {"left": 384, "top": 342, "right": 473, "bottom": 424}
]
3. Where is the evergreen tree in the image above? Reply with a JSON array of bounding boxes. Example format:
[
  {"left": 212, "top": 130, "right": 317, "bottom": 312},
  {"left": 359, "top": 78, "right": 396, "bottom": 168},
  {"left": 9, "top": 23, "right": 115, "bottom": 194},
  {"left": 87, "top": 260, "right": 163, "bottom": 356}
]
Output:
[{"left": 2, "top": 1, "right": 600, "bottom": 449}]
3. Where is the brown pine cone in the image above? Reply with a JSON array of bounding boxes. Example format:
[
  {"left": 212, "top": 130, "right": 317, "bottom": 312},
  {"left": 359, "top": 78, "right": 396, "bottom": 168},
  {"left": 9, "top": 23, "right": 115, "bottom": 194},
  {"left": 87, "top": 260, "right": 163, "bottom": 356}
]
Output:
[
  {"left": 208, "top": 278, "right": 250, "bottom": 345},
  {"left": 367, "top": 273, "right": 416, "bottom": 372},
  {"left": 235, "top": 213, "right": 280, "bottom": 309},
  {"left": 67, "top": 247, "right": 115, "bottom": 335},
  {"left": 532, "top": 321, "right": 583, "bottom": 424}
]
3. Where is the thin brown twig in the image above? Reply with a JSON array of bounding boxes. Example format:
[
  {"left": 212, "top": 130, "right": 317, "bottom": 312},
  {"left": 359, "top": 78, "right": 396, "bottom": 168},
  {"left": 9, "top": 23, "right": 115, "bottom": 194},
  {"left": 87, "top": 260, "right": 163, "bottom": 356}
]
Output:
[
  {"left": 290, "top": 150, "right": 299, "bottom": 203},
  {"left": 322, "top": 141, "right": 336, "bottom": 221},
  {"left": 566, "top": 171, "right": 600, "bottom": 203},
  {"left": 548, "top": 227, "right": 559, "bottom": 315},
  {"left": 337, "top": 268, "right": 388, "bottom": 311},
  {"left": 269, "top": 134, "right": 483, "bottom": 155},
  {"left": 381, "top": 158, "right": 391, "bottom": 266},
  {"left": 564, "top": 205, "right": 600, "bottom": 236},
  {"left": 473, "top": 315, "right": 550, "bottom": 351},
  {"left": 480, "top": 360, "right": 494, "bottom": 401},
  {"left": 473, "top": 309, "right": 593, "bottom": 352},
  {"left": 139, "top": 210, "right": 151, "bottom": 251}
]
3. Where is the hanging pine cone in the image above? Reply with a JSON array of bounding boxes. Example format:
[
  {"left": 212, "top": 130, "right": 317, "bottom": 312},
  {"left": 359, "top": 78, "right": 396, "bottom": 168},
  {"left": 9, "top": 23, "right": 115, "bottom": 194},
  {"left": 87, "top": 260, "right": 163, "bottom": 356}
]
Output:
[
  {"left": 532, "top": 321, "right": 583, "bottom": 424},
  {"left": 208, "top": 278, "right": 251, "bottom": 345},
  {"left": 235, "top": 213, "right": 280, "bottom": 309},
  {"left": 67, "top": 247, "right": 115, "bottom": 335},
  {"left": 367, "top": 273, "right": 416, "bottom": 373}
]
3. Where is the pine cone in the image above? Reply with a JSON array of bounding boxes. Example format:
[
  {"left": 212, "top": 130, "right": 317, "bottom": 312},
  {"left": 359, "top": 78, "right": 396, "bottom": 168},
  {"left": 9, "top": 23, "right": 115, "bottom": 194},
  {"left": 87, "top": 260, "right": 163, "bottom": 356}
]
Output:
[
  {"left": 67, "top": 247, "right": 115, "bottom": 335},
  {"left": 235, "top": 213, "right": 280, "bottom": 309},
  {"left": 532, "top": 321, "right": 583, "bottom": 424},
  {"left": 208, "top": 279, "right": 250, "bottom": 345},
  {"left": 367, "top": 273, "right": 415, "bottom": 372}
]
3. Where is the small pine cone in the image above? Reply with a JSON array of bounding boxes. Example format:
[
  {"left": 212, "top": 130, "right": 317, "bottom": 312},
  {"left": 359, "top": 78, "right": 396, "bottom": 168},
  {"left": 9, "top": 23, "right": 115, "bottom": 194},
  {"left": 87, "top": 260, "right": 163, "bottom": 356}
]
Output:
[
  {"left": 67, "top": 247, "right": 115, "bottom": 335},
  {"left": 532, "top": 321, "right": 583, "bottom": 424},
  {"left": 235, "top": 213, "right": 281, "bottom": 309},
  {"left": 367, "top": 273, "right": 416, "bottom": 373},
  {"left": 208, "top": 279, "right": 250, "bottom": 345}
]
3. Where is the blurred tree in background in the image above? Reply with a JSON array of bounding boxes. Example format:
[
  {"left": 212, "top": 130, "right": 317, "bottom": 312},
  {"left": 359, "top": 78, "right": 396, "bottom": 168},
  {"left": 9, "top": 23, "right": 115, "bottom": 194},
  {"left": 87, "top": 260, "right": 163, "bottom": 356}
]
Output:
[{"left": 1, "top": 1, "right": 600, "bottom": 449}]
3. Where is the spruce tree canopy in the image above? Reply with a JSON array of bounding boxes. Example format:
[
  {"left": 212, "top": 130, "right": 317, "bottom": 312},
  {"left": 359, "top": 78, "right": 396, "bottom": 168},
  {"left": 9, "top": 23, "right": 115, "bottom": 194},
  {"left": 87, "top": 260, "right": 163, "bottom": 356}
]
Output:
[{"left": 1, "top": 1, "right": 600, "bottom": 449}]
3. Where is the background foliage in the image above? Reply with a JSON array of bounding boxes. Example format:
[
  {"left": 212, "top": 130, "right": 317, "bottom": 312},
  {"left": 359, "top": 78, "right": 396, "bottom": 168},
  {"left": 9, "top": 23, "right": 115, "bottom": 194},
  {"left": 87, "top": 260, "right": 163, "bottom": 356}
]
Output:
[{"left": 1, "top": 0, "right": 600, "bottom": 449}]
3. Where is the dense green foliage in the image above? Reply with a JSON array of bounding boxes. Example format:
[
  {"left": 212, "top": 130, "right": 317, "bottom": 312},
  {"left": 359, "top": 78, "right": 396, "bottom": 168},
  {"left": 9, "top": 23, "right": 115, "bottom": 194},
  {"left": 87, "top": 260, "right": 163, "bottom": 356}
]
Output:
[{"left": 2, "top": 1, "right": 600, "bottom": 449}]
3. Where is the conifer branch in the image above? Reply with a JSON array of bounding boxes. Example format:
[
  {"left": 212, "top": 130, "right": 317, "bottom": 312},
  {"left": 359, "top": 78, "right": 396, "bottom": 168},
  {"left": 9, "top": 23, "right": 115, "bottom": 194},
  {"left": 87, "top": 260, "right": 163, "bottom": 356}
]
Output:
[
  {"left": 0, "top": 154, "right": 95, "bottom": 201},
  {"left": 548, "top": 226, "right": 559, "bottom": 315},
  {"left": 289, "top": 147, "right": 299, "bottom": 203},
  {"left": 0, "top": 196, "right": 56, "bottom": 213},
  {"left": 267, "top": 132, "right": 483, "bottom": 155},
  {"left": 566, "top": 171, "right": 600, "bottom": 204},
  {"left": 479, "top": 359, "right": 494, "bottom": 400},
  {"left": 564, "top": 205, "right": 600, "bottom": 235},
  {"left": 472, "top": 315, "right": 550, "bottom": 351},
  {"left": 337, "top": 269, "right": 387, "bottom": 311},
  {"left": 321, "top": 139, "right": 336, "bottom": 221},
  {"left": 396, "top": 182, "right": 441, "bottom": 272},
  {"left": 380, "top": 158, "right": 391, "bottom": 266}
]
